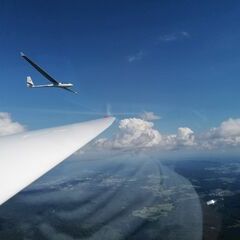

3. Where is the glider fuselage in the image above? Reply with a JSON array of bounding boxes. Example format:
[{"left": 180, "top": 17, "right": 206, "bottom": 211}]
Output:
[{"left": 31, "top": 83, "right": 73, "bottom": 88}]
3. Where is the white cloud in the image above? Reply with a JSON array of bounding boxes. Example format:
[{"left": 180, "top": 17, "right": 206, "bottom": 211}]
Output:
[
  {"left": 201, "top": 118, "right": 240, "bottom": 149},
  {"left": 95, "top": 117, "right": 196, "bottom": 151},
  {"left": 94, "top": 115, "right": 240, "bottom": 152},
  {"left": 163, "top": 127, "right": 196, "bottom": 150},
  {"left": 95, "top": 118, "right": 162, "bottom": 150},
  {"left": 176, "top": 127, "right": 196, "bottom": 146},
  {"left": 127, "top": 50, "right": 144, "bottom": 63},
  {"left": 140, "top": 111, "right": 161, "bottom": 121},
  {"left": 0, "top": 112, "right": 25, "bottom": 136},
  {"left": 211, "top": 118, "right": 240, "bottom": 138},
  {"left": 159, "top": 31, "right": 190, "bottom": 42}
]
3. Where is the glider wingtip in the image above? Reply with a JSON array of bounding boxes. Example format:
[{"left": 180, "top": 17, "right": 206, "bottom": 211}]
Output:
[
  {"left": 20, "top": 52, "right": 25, "bottom": 57},
  {"left": 106, "top": 116, "right": 116, "bottom": 124}
]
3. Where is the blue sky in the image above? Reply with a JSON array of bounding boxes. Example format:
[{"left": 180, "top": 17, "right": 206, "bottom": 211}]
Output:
[{"left": 1, "top": 0, "right": 240, "bottom": 134}]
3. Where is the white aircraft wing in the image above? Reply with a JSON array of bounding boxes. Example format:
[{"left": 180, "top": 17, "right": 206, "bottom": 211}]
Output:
[
  {"left": 21, "top": 52, "right": 59, "bottom": 85},
  {"left": 0, "top": 117, "right": 115, "bottom": 205}
]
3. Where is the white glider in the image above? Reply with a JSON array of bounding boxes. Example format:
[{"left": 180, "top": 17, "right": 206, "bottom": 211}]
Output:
[
  {"left": 21, "top": 52, "right": 78, "bottom": 94},
  {"left": 0, "top": 117, "right": 115, "bottom": 205}
]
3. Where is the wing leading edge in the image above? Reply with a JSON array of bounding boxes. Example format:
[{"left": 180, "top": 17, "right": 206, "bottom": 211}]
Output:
[{"left": 0, "top": 117, "right": 115, "bottom": 205}]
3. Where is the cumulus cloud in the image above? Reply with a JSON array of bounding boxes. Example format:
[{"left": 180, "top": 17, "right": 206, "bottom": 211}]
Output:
[
  {"left": 165, "top": 127, "right": 196, "bottom": 149},
  {"left": 140, "top": 111, "right": 161, "bottom": 121},
  {"left": 0, "top": 112, "right": 25, "bottom": 136},
  {"left": 211, "top": 118, "right": 240, "bottom": 138},
  {"left": 95, "top": 117, "right": 196, "bottom": 151},
  {"left": 95, "top": 118, "right": 162, "bottom": 150},
  {"left": 201, "top": 118, "right": 240, "bottom": 149},
  {"left": 177, "top": 127, "right": 196, "bottom": 146},
  {"left": 94, "top": 115, "right": 240, "bottom": 152},
  {"left": 159, "top": 31, "right": 190, "bottom": 42}
]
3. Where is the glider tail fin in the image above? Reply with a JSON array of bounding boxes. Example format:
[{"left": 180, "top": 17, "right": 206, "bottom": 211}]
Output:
[{"left": 27, "top": 76, "right": 34, "bottom": 87}]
